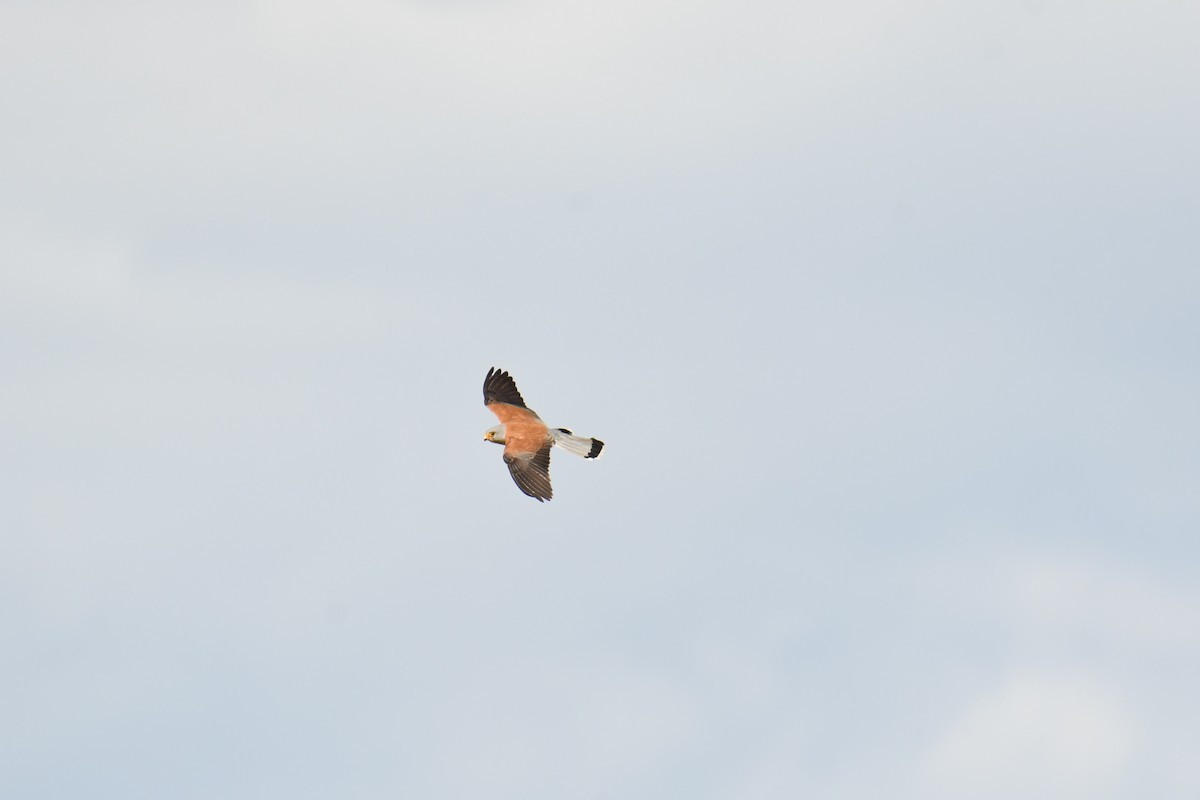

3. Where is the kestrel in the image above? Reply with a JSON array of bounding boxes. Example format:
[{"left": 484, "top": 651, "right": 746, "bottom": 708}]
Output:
[{"left": 483, "top": 367, "right": 604, "bottom": 501}]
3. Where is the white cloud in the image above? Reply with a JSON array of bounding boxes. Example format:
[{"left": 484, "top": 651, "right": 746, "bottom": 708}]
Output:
[
  {"left": 919, "top": 672, "right": 1136, "bottom": 800},
  {"left": 1013, "top": 559, "right": 1200, "bottom": 648}
]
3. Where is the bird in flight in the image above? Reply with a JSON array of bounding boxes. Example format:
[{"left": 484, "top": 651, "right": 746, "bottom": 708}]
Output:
[{"left": 483, "top": 367, "right": 604, "bottom": 501}]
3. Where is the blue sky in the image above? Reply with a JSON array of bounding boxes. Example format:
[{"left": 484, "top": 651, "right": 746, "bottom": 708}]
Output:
[{"left": 2, "top": 1, "right": 1198, "bottom": 798}]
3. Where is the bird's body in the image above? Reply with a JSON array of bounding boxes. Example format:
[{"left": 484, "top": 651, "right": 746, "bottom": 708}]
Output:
[{"left": 483, "top": 368, "right": 603, "bottom": 501}]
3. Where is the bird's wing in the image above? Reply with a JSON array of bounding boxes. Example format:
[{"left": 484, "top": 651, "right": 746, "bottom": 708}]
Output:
[
  {"left": 504, "top": 442, "right": 553, "bottom": 502},
  {"left": 485, "top": 367, "right": 542, "bottom": 424},
  {"left": 484, "top": 367, "right": 527, "bottom": 408}
]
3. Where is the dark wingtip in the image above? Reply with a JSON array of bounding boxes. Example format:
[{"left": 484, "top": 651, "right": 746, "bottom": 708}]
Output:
[{"left": 587, "top": 438, "right": 605, "bottom": 459}]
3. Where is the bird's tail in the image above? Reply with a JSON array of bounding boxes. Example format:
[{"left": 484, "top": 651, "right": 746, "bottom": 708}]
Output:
[{"left": 552, "top": 428, "right": 604, "bottom": 459}]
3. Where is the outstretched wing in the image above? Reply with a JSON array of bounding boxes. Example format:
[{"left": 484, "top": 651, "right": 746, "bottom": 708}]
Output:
[
  {"left": 486, "top": 367, "right": 544, "bottom": 431},
  {"left": 504, "top": 442, "right": 553, "bottom": 502},
  {"left": 484, "top": 367, "right": 527, "bottom": 408}
]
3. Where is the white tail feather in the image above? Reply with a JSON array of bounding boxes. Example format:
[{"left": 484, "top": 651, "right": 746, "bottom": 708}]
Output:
[{"left": 551, "top": 429, "right": 604, "bottom": 459}]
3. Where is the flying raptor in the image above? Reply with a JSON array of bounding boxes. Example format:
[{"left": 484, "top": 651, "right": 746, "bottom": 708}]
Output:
[{"left": 482, "top": 367, "right": 604, "bottom": 501}]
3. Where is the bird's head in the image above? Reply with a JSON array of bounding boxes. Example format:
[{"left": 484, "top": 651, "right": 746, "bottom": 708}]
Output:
[{"left": 484, "top": 424, "right": 507, "bottom": 445}]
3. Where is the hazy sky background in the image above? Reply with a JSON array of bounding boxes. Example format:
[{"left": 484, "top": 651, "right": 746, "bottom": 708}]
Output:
[{"left": 2, "top": 1, "right": 1198, "bottom": 798}]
